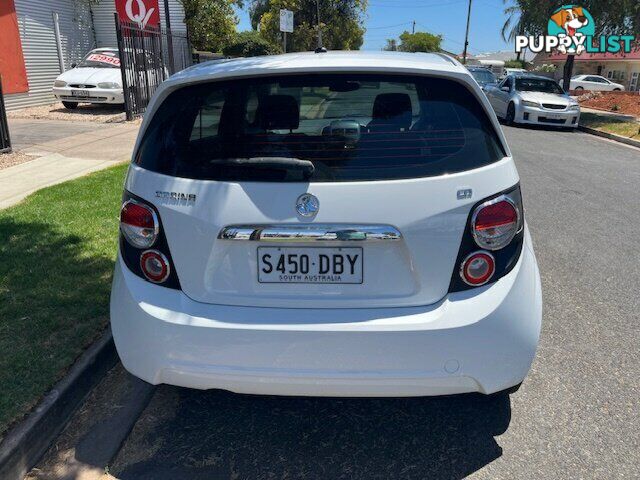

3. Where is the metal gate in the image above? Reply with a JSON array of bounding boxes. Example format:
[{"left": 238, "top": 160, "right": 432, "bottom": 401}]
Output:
[
  {"left": 0, "top": 78, "right": 12, "bottom": 154},
  {"left": 115, "top": 14, "right": 192, "bottom": 120}
]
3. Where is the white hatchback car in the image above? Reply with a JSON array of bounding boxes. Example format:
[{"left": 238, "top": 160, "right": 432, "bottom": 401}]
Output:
[
  {"left": 111, "top": 51, "right": 542, "bottom": 397},
  {"left": 53, "top": 48, "right": 124, "bottom": 109}
]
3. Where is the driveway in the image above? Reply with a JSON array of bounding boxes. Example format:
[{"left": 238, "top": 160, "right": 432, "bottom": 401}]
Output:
[
  {"left": 7, "top": 118, "right": 103, "bottom": 152},
  {"left": 29, "top": 126, "right": 640, "bottom": 479}
]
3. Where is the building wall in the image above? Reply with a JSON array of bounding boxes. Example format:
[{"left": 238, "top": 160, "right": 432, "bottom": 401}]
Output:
[
  {"left": 5, "top": 0, "right": 96, "bottom": 110},
  {"left": 92, "top": 0, "right": 187, "bottom": 49}
]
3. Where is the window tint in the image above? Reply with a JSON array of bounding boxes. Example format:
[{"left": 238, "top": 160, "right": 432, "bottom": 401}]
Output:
[
  {"left": 470, "top": 69, "right": 496, "bottom": 84},
  {"left": 515, "top": 78, "right": 564, "bottom": 94},
  {"left": 136, "top": 74, "right": 505, "bottom": 182}
]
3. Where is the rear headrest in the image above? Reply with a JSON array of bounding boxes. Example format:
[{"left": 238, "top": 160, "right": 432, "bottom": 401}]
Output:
[
  {"left": 256, "top": 95, "right": 300, "bottom": 131},
  {"left": 371, "top": 93, "right": 412, "bottom": 128}
]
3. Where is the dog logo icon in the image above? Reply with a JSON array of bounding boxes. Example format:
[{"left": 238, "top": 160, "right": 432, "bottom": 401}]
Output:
[{"left": 548, "top": 5, "right": 595, "bottom": 54}]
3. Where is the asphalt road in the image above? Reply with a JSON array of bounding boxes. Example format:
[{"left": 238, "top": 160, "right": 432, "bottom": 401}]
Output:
[
  {"left": 7, "top": 118, "right": 102, "bottom": 151},
  {"left": 34, "top": 126, "right": 640, "bottom": 479}
]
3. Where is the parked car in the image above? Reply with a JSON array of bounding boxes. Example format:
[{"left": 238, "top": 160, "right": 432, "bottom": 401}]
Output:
[
  {"left": 467, "top": 66, "right": 498, "bottom": 91},
  {"left": 111, "top": 51, "right": 542, "bottom": 397},
  {"left": 560, "top": 74, "right": 625, "bottom": 92},
  {"left": 52, "top": 48, "right": 124, "bottom": 109},
  {"left": 485, "top": 74, "right": 580, "bottom": 128}
]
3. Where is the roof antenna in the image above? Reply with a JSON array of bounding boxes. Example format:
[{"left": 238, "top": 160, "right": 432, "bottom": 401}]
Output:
[{"left": 315, "top": 0, "right": 326, "bottom": 53}]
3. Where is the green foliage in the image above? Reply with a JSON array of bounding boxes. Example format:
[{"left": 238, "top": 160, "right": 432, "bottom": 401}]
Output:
[
  {"left": 501, "top": 0, "right": 639, "bottom": 38},
  {"left": 504, "top": 59, "right": 527, "bottom": 68},
  {"left": 250, "top": 0, "right": 367, "bottom": 52},
  {"left": 222, "top": 30, "right": 282, "bottom": 56},
  {"left": 179, "top": 0, "right": 239, "bottom": 52},
  {"left": 534, "top": 63, "right": 557, "bottom": 72},
  {"left": 387, "top": 31, "right": 442, "bottom": 53},
  {"left": 383, "top": 39, "right": 398, "bottom": 51}
]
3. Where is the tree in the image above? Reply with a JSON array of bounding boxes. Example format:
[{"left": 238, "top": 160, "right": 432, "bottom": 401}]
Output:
[
  {"left": 501, "top": 1, "right": 640, "bottom": 90},
  {"left": 383, "top": 39, "right": 398, "bottom": 51},
  {"left": 249, "top": 0, "right": 367, "bottom": 52},
  {"left": 179, "top": 0, "right": 239, "bottom": 52},
  {"left": 504, "top": 59, "right": 528, "bottom": 68},
  {"left": 389, "top": 31, "right": 442, "bottom": 53},
  {"left": 222, "top": 30, "right": 282, "bottom": 56}
]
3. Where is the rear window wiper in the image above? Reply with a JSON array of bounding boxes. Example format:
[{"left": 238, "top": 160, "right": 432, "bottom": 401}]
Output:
[{"left": 213, "top": 157, "right": 315, "bottom": 179}]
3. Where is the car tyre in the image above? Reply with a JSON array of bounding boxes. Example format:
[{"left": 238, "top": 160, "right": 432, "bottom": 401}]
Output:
[
  {"left": 62, "top": 101, "right": 79, "bottom": 110},
  {"left": 573, "top": 86, "right": 583, "bottom": 91},
  {"left": 505, "top": 102, "right": 516, "bottom": 125},
  {"left": 613, "top": 88, "right": 621, "bottom": 91}
]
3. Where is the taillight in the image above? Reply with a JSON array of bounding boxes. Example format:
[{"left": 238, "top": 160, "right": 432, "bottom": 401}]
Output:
[
  {"left": 120, "top": 200, "right": 159, "bottom": 248},
  {"left": 140, "top": 250, "right": 170, "bottom": 283},
  {"left": 449, "top": 185, "right": 524, "bottom": 293},
  {"left": 119, "top": 191, "right": 181, "bottom": 290},
  {"left": 471, "top": 196, "right": 520, "bottom": 250},
  {"left": 460, "top": 251, "right": 495, "bottom": 286}
]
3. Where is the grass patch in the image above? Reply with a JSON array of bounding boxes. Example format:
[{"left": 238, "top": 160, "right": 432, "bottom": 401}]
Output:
[
  {"left": 0, "top": 163, "right": 127, "bottom": 438},
  {"left": 580, "top": 112, "right": 640, "bottom": 139}
]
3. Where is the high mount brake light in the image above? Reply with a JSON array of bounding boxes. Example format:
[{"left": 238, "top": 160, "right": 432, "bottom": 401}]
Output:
[
  {"left": 460, "top": 251, "right": 495, "bottom": 286},
  {"left": 471, "top": 196, "right": 520, "bottom": 251},
  {"left": 120, "top": 200, "right": 159, "bottom": 248}
]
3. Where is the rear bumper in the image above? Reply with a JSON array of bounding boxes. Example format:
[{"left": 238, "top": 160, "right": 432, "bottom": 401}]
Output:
[{"left": 110, "top": 235, "right": 542, "bottom": 397}]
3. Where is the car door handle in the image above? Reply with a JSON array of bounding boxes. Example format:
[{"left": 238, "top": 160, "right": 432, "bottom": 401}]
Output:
[{"left": 218, "top": 224, "right": 403, "bottom": 242}]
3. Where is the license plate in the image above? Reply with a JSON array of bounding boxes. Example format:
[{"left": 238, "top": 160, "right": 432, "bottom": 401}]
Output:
[
  {"left": 71, "top": 90, "right": 90, "bottom": 97},
  {"left": 545, "top": 113, "right": 561, "bottom": 119},
  {"left": 258, "top": 247, "right": 363, "bottom": 284}
]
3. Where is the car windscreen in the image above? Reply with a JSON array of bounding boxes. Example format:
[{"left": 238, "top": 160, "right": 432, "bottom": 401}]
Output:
[
  {"left": 515, "top": 78, "right": 564, "bottom": 94},
  {"left": 77, "top": 51, "right": 120, "bottom": 68},
  {"left": 136, "top": 74, "right": 506, "bottom": 182},
  {"left": 470, "top": 69, "right": 496, "bottom": 84}
]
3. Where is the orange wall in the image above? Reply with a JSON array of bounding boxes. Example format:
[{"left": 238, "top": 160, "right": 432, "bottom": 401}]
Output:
[{"left": 0, "top": 0, "right": 29, "bottom": 94}]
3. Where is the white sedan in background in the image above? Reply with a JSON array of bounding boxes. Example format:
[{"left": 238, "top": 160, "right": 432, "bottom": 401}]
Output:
[
  {"left": 485, "top": 74, "right": 580, "bottom": 128},
  {"left": 52, "top": 48, "right": 124, "bottom": 109},
  {"left": 560, "top": 75, "right": 625, "bottom": 92}
]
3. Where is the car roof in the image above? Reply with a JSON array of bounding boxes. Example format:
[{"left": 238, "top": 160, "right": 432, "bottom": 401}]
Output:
[
  {"left": 510, "top": 73, "right": 552, "bottom": 80},
  {"left": 170, "top": 51, "right": 468, "bottom": 83}
]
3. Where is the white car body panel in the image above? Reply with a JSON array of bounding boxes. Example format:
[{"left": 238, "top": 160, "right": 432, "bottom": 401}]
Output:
[
  {"left": 111, "top": 52, "right": 542, "bottom": 396},
  {"left": 111, "top": 230, "right": 541, "bottom": 396}
]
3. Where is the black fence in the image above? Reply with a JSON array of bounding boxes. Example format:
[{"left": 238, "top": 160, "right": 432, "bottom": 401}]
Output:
[
  {"left": 0, "top": 78, "right": 11, "bottom": 154},
  {"left": 115, "top": 14, "right": 192, "bottom": 120}
]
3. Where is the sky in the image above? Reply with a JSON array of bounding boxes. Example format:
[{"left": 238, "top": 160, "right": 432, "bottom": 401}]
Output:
[{"left": 235, "top": 0, "right": 515, "bottom": 56}]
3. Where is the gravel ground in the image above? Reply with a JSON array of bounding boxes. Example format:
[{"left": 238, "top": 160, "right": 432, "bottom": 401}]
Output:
[
  {"left": 0, "top": 151, "right": 36, "bottom": 170},
  {"left": 8, "top": 103, "right": 128, "bottom": 124}
]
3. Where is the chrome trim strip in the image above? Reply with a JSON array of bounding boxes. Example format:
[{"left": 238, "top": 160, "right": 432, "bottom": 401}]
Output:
[{"left": 218, "top": 224, "right": 402, "bottom": 242}]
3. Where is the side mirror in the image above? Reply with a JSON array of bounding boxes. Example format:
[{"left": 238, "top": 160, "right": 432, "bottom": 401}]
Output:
[
  {"left": 71, "top": 63, "right": 77, "bottom": 68},
  {"left": 501, "top": 86, "right": 510, "bottom": 92}
]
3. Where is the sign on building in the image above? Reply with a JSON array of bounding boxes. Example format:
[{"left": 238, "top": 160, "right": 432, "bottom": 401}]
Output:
[
  {"left": 116, "top": 0, "right": 160, "bottom": 29},
  {"left": 280, "top": 9, "right": 294, "bottom": 33}
]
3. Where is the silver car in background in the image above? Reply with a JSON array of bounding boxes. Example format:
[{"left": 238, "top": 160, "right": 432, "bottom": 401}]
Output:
[{"left": 485, "top": 74, "right": 580, "bottom": 129}]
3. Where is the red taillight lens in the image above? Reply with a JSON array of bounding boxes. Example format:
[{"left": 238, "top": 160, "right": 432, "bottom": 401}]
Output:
[
  {"left": 140, "top": 250, "right": 170, "bottom": 283},
  {"left": 120, "top": 200, "right": 159, "bottom": 248},
  {"left": 472, "top": 197, "right": 519, "bottom": 250},
  {"left": 460, "top": 251, "right": 495, "bottom": 286}
]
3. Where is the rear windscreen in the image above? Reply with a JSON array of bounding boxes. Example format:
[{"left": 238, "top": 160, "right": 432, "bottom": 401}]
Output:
[{"left": 136, "top": 74, "right": 505, "bottom": 182}]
